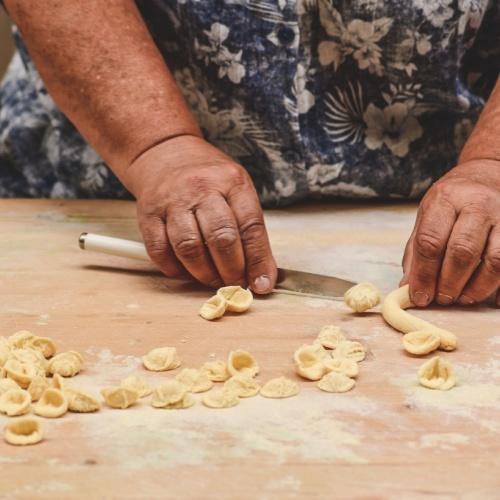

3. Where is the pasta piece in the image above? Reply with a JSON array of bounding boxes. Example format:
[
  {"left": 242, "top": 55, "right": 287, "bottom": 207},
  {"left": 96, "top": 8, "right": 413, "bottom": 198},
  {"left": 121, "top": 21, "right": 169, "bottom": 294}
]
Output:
[
  {"left": 142, "top": 347, "right": 181, "bottom": 372},
  {"left": 175, "top": 369, "right": 213, "bottom": 393},
  {"left": 317, "top": 372, "right": 356, "bottom": 393},
  {"left": 7, "top": 330, "right": 35, "bottom": 349},
  {"left": 333, "top": 341, "right": 366, "bottom": 363},
  {"left": 34, "top": 388, "right": 68, "bottom": 418},
  {"left": 65, "top": 388, "right": 100, "bottom": 413},
  {"left": 200, "top": 360, "right": 230, "bottom": 382},
  {"left": 227, "top": 350, "right": 259, "bottom": 378},
  {"left": 314, "top": 325, "right": 346, "bottom": 349},
  {"left": 101, "top": 387, "right": 139, "bottom": 409},
  {"left": 9, "top": 349, "right": 47, "bottom": 376},
  {"left": 402, "top": 330, "right": 441, "bottom": 355},
  {"left": 0, "top": 340, "right": 10, "bottom": 367},
  {"left": 4, "top": 418, "right": 43, "bottom": 446},
  {"left": 3, "top": 359, "right": 37, "bottom": 389},
  {"left": 382, "top": 285, "right": 457, "bottom": 351},
  {"left": 344, "top": 283, "right": 381, "bottom": 313},
  {"left": 202, "top": 389, "right": 239, "bottom": 409},
  {"left": 293, "top": 344, "right": 328, "bottom": 381},
  {"left": 51, "top": 373, "right": 66, "bottom": 390},
  {"left": 30, "top": 337, "right": 57, "bottom": 359},
  {"left": 48, "top": 351, "right": 83, "bottom": 377},
  {"left": 199, "top": 295, "right": 227, "bottom": 321},
  {"left": 224, "top": 374, "right": 260, "bottom": 397},
  {"left": 260, "top": 377, "right": 299, "bottom": 399},
  {"left": 0, "top": 378, "right": 19, "bottom": 396},
  {"left": 120, "top": 376, "right": 153, "bottom": 398},
  {"left": 27, "top": 375, "right": 50, "bottom": 402},
  {"left": 323, "top": 358, "right": 359, "bottom": 378},
  {"left": 151, "top": 380, "right": 193, "bottom": 409},
  {"left": 418, "top": 356, "right": 456, "bottom": 391},
  {"left": 216, "top": 286, "right": 253, "bottom": 313},
  {"left": 0, "top": 389, "right": 32, "bottom": 416}
]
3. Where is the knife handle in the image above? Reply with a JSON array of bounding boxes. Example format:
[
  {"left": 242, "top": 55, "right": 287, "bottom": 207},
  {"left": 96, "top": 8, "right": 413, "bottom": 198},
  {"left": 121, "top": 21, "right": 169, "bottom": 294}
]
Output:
[{"left": 79, "top": 233, "right": 150, "bottom": 262}]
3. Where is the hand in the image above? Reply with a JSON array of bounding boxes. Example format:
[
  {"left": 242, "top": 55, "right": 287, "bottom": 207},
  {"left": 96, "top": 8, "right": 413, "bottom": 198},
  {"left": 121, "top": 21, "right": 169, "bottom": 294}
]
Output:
[
  {"left": 402, "top": 159, "right": 500, "bottom": 307},
  {"left": 126, "top": 135, "right": 277, "bottom": 293}
]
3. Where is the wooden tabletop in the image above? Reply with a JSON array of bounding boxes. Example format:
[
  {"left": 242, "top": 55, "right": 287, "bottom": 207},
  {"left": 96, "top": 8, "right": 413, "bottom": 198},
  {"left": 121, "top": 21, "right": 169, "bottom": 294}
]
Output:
[{"left": 0, "top": 199, "right": 499, "bottom": 499}]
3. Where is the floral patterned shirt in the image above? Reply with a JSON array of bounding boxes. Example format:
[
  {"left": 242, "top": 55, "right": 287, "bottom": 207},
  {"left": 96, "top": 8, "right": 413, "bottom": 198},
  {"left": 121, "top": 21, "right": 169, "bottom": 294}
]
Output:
[{"left": 0, "top": 0, "right": 499, "bottom": 204}]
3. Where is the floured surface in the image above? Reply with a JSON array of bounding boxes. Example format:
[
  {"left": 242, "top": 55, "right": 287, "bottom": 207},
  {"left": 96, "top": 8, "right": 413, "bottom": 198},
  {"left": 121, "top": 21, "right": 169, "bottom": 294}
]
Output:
[{"left": 0, "top": 200, "right": 499, "bottom": 499}]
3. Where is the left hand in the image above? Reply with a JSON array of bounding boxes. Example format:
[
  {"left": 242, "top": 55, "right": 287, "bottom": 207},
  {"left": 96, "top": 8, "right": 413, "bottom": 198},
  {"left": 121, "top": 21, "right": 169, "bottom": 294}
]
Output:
[{"left": 402, "top": 159, "right": 500, "bottom": 307}]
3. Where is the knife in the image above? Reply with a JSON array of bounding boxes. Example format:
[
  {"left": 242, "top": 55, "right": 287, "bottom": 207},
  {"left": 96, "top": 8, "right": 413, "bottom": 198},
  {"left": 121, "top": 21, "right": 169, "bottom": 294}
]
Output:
[{"left": 78, "top": 233, "right": 356, "bottom": 299}]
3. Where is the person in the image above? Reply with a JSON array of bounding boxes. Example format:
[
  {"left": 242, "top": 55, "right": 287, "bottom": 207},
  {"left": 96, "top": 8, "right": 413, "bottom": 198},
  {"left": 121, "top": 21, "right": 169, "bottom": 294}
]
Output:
[{"left": 0, "top": 1, "right": 499, "bottom": 306}]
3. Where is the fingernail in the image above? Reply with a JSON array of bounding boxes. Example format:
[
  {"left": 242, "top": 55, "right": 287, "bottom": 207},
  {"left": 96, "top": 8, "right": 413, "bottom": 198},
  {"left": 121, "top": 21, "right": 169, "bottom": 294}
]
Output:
[
  {"left": 458, "top": 295, "right": 474, "bottom": 306},
  {"left": 413, "top": 291, "right": 430, "bottom": 307},
  {"left": 252, "top": 275, "right": 271, "bottom": 294},
  {"left": 436, "top": 293, "right": 453, "bottom": 305}
]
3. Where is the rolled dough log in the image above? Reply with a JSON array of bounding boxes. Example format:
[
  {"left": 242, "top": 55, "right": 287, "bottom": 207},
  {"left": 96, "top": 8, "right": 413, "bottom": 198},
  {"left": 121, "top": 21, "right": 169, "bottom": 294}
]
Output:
[{"left": 382, "top": 285, "right": 457, "bottom": 352}]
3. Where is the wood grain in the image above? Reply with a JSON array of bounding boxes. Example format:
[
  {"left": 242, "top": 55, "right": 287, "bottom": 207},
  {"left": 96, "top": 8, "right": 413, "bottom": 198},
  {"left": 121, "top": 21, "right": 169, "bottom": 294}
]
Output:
[{"left": 0, "top": 199, "right": 498, "bottom": 499}]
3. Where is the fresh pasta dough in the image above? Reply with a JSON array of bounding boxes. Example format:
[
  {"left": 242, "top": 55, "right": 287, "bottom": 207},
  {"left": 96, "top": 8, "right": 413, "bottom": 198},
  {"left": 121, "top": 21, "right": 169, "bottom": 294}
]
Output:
[
  {"left": 344, "top": 282, "right": 381, "bottom": 313},
  {"left": 3, "top": 359, "right": 38, "bottom": 389},
  {"left": 101, "top": 387, "right": 139, "bottom": 409},
  {"left": 314, "top": 325, "right": 346, "bottom": 349},
  {"left": 27, "top": 375, "right": 50, "bottom": 402},
  {"left": 333, "top": 341, "right": 366, "bottom": 363},
  {"left": 323, "top": 358, "right": 359, "bottom": 378},
  {"left": 293, "top": 344, "right": 329, "bottom": 381},
  {"left": 200, "top": 360, "right": 230, "bottom": 382},
  {"left": 199, "top": 295, "right": 227, "bottom": 321},
  {"left": 0, "top": 378, "right": 19, "bottom": 396},
  {"left": 202, "top": 389, "right": 239, "bottom": 409},
  {"left": 0, "top": 389, "right": 32, "bottom": 416},
  {"left": 48, "top": 351, "right": 83, "bottom": 377},
  {"left": 402, "top": 330, "right": 441, "bottom": 356},
  {"left": 227, "top": 350, "right": 259, "bottom": 378},
  {"left": 317, "top": 372, "right": 356, "bottom": 393},
  {"left": 418, "top": 356, "right": 456, "bottom": 391},
  {"left": 382, "top": 285, "right": 457, "bottom": 352},
  {"left": 34, "top": 388, "right": 68, "bottom": 418},
  {"left": 151, "top": 380, "right": 194, "bottom": 409},
  {"left": 142, "top": 347, "right": 181, "bottom": 372},
  {"left": 260, "top": 377, "right": 299, "bottom": 399},
  {"left": 216, "top": 286, "right": 253, "bottom": 313},
  {"left": 65, "top": 388, "right": 100, "bottom": 413},
  {"left": 175, "top": 369, "right": 213, "bottom": 393},
  {"left": 4, "top": 418, "right": 43, "bottom": 446},
  {"left": 224, "top": 374, "right": 260, "bottom": 397},
  {"left": 120, "top": 376, "right": 153, "bottom": 398}
]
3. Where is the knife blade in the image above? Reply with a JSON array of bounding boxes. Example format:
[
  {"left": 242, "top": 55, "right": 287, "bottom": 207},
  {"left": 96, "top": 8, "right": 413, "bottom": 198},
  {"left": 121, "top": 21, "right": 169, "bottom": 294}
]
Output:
[
  {"left": 275, "top": 268, "right": 356, "bottom": 299},
  {"left": 79, "top": 233, "right": 356, "bottom": 299}
]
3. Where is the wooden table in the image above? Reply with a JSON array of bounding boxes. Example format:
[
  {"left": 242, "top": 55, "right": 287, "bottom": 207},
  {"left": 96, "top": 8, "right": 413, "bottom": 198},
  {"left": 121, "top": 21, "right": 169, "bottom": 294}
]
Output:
[{"left": 0, "top": 200, "right": 499, "bottom": 499}]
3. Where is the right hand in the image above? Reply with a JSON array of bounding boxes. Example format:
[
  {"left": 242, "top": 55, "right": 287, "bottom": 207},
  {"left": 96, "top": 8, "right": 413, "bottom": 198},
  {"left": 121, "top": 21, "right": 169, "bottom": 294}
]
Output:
[{"left": 126, "top": 135, "right": 277, "bottom": 294}]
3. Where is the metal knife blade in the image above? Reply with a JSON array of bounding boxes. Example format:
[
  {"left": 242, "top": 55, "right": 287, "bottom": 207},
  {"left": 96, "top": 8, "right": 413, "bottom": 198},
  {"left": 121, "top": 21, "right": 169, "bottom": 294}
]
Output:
[
  {"left": 78, "top": 233, "right": 355, "bottom": 299},
  {"left": 275, "top": 268, "right": 356, "bottom": 299}
]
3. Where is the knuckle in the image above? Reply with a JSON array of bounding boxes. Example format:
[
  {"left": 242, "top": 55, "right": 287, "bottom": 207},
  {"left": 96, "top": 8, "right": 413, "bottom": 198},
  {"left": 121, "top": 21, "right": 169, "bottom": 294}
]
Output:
[
  {"left": 239, "top": 217, "right": 266, "bottom": 243},
  {"left": 485, "top": 250, "right": 500, "bottom": 275},
  {"left": 415, "top": 232, "right": 444, "bottom": 261},
  {"left": 448, "top": 241, "right": 479, "bottom": 267},
  {"left": 208, "top": 226, "right": 239, "bottom": 252},
  {"left": 173, "top": 236, "right": 204, "bottom": 261}
]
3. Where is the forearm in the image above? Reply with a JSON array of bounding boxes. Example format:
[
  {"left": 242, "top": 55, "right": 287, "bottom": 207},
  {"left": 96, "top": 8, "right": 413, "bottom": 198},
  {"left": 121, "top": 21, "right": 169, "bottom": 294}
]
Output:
[
  {"left": 459, "top": 78, "right": 500, "bottom": 167},
  {"left": 4, "top": 0, "right": 201, "bottom": 191}
]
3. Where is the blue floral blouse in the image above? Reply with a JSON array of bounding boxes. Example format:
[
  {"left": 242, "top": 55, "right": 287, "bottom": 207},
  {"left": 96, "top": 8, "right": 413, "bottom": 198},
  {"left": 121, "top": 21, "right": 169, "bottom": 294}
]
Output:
[{"left": 0, "top": 0, "right": 499, "bottom": 205}]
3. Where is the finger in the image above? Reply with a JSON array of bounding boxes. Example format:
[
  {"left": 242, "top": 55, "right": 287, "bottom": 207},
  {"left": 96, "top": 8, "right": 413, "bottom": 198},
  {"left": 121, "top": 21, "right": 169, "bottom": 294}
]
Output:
[
  {"left": 137, "top": 213, "right": 186, "bottom": 277},
  {"left": 166, "top": 208, "right": 222, "bottom": 287},
  {"left": 436, "top": 209, "right": 490, "bottom": 304},
  {"left": 195, "top": 196, "right": 246, "bottom": 286},
  {"left": 496, "top": 289, "right": 500, "bottom": 308},
  {"left": 409, "top": 201, "right": 457, "bottom": 307},
  {"left": 227, "top": 185, "right": 277, "bottom": 295},
  {"left": 458, "top": 225, "right": 500, "bottom": 305}
]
